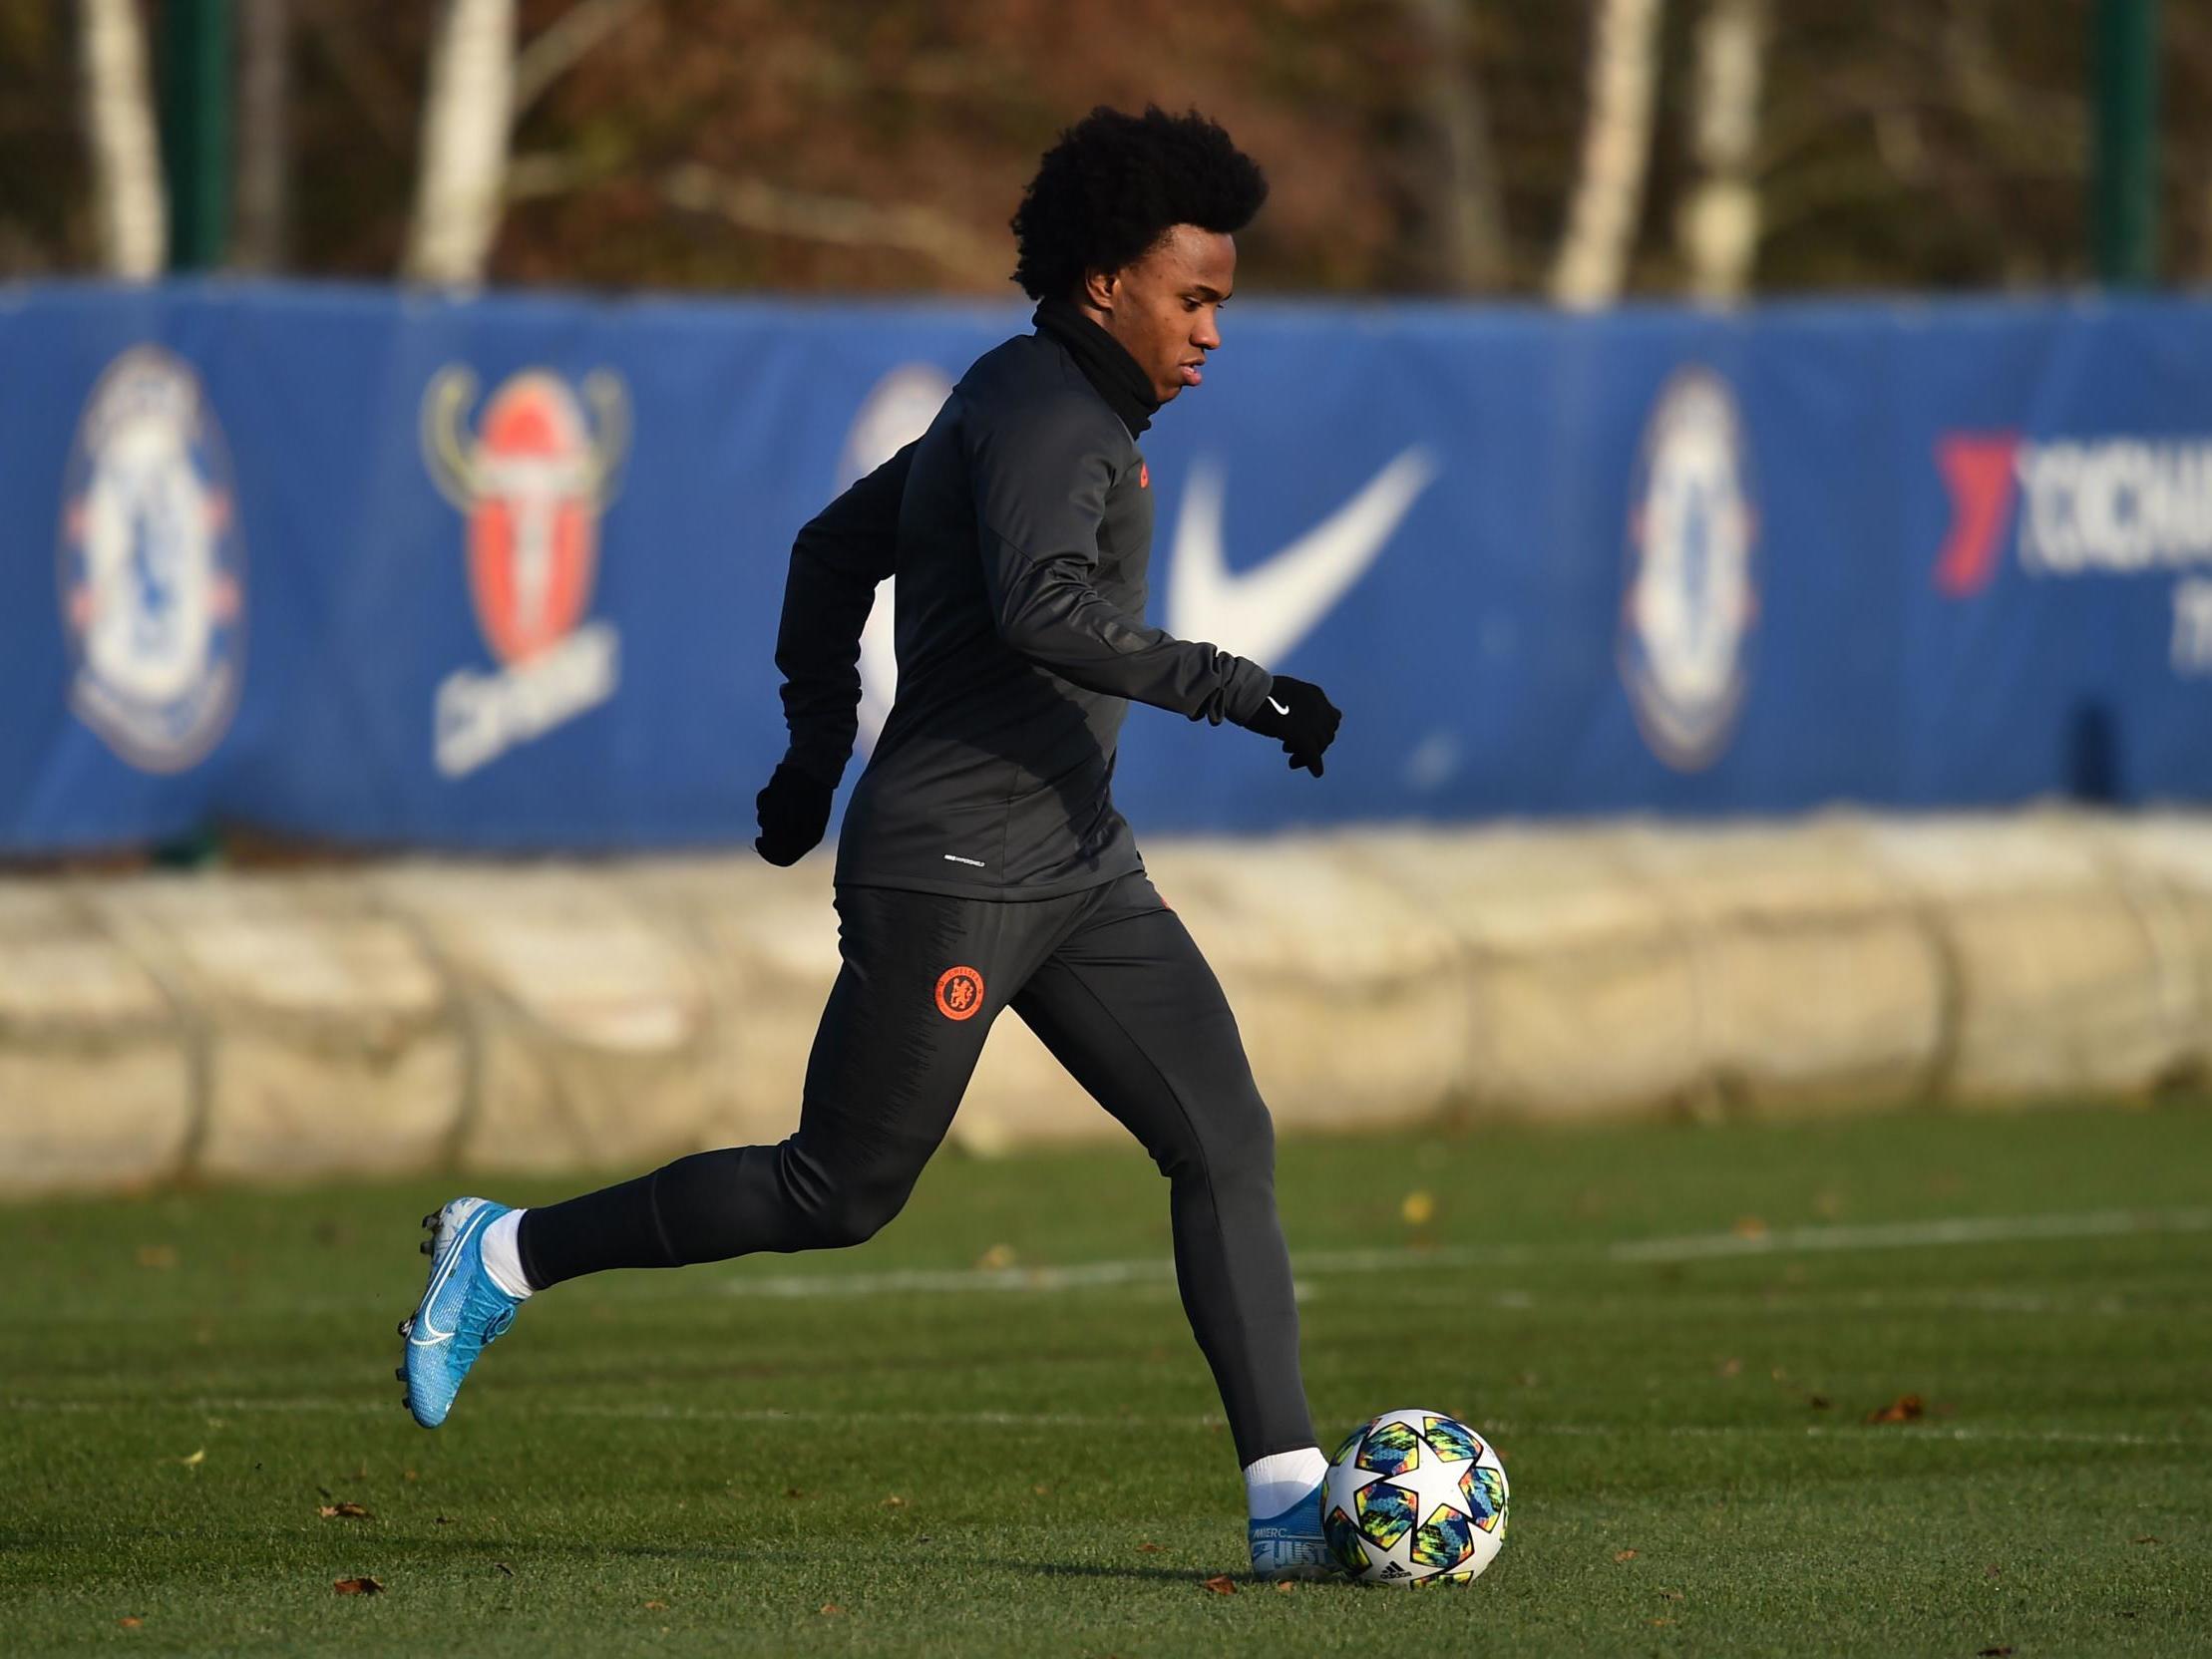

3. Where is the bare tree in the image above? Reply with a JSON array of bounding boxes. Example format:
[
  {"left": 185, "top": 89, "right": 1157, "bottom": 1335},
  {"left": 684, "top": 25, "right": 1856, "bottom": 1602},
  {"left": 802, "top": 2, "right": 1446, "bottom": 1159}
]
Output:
[
  {"left": 655, "top": 164, "right": 1004, "bottom": 285},
  {"left": 513, "top": 0, "right": 649, "bottom": 121},
  {"left": 404, "top": 0, "right": 654, "bottom": 286},
  {"left": 235, "top": 0, "right": 291, "bottom": 270},
  {"left": 1677, "top": 0, "right": 1765, "bottom": 302},
  {"left": 297, "top": 0, "right": 414, "bottom": 153},
  {"left": 78, "top": 0, "right": 167, "bottom": 278},
  {"left": 405, "top": 0, "right": 517, "bottom": 285},
  {"left": 1550, "top": 0, "right": 1666, "bottom": 308},
  {"left": 1404, "top": 0, "right": 1512, "bottom": 290}
]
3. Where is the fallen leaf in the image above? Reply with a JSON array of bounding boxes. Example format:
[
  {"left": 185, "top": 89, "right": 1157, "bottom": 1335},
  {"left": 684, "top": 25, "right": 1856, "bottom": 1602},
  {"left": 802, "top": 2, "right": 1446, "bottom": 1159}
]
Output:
[
  {"left": 881, "top": 1493, "right": 908, "bottom": 1508},
  {"left": 1977, "top": 1647, "right": 2013, "bottom": 1657},
  {"left": 494, "top": 1562, "right": 515, "bottom": 1577},
  {"left": 402, "top": 1470, "right": 418, "bottom": 1483},
  {"left": 1201, "top": 1574, "right": 1239, "bottom": 1596},
  {"left": 433, "top": 1515, "right": 455, "bottom": 1525},
  {"left": 1807, "top": 1395, "right": 1832, "bottom": 1411},
  {"left": 2132, "top": 1535, "right": 2160, "bottom": 1545},
  {"left": 1650, "top": 1617, "right": 1675, "bottom": 1627},
  {"left": 643, "top": 1600, "right": 667, "bottom": 1611},
  {"left": 784, "top": 1488, "right": 806, "bottom": 1498},
  {"left": 317, "top": 1502, "right": 372, "bottom": 1520},
  {"left": 178, "top": 1450, "right": 205, "bottom": 1468},
  {"left": 118, "top": 1617, "right": 142, "bottom": 1629},
  {"left": 1731, "top": 1215, "right": 1768, "bottom": 1240},
  {"left": 1032, "top": 1485, "right": 1050, "bottom": 1495},
  {"left": 332, "top": 1576, "right": 383, "bottom": 1596},
  {"left": 1659, "top": 1589, "right": 1684, "bottom": 1601},
  {"left": 1274, "top": 1580, "right": 1297, "bottom": 1593},
  {"left": 1865, "top": 1394, "right": 1926, "bottom": 1425},
  {"left": 973, "top": 1242, "right": 1019, "bottom": 1270},
  {"left": 1716, "top": 1357, "right": 1742, "bottom": 1379},
  {"left": 1138, "top": 1542, "right": 1164, "bottom": 1553},
  {"left": 136, "top": 1244, "right": 178, "bottom": 1270},
  {"left": 1614, "top": 1549, "right": 1639, "bottom": 1563},
  {"left": 818, "top": 1602, "right": 844, "bottom": 1616},
  {"left": 1400, "top": 1190, "right": 1436, "bottom": 1227}
]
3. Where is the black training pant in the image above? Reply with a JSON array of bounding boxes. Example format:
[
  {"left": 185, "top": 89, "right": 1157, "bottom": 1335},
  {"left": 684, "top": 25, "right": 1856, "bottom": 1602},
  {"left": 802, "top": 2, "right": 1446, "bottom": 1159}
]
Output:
[{"left": 518, "top": 870, "right": 1314, "bottom": 1466}]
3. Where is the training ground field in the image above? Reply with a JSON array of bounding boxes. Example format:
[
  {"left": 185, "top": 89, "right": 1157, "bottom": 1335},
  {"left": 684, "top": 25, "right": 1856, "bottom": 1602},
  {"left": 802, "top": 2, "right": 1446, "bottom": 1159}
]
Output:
[{"left": 4, "top": 1105, "right": 2209, "bottom": 1657}]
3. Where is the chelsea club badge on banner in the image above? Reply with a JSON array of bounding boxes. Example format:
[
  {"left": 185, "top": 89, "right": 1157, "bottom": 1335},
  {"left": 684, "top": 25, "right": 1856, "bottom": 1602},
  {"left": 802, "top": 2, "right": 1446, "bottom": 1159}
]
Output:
[
  {"left": 1619, "top": 367, "right": 1758, "bottom": 772},
  {"left": 57, "top": 346, "right": 246, "bottom": 774}
]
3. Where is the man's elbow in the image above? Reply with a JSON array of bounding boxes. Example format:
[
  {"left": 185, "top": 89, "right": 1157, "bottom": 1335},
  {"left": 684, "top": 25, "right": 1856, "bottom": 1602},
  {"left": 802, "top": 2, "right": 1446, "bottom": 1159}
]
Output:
[{"left": 991, "top": 599, "right": 1059, "bottom": 663}]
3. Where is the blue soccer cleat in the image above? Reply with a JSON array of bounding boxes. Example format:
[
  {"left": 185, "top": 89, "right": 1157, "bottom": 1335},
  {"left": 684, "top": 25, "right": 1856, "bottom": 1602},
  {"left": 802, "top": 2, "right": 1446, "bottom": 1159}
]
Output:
[
  {"left": 1249, "top": 1477, "right": 1335, "bottom": 1580},
  {"left": 396, "top": 1196, "right": 523, "bottom": 1429}
]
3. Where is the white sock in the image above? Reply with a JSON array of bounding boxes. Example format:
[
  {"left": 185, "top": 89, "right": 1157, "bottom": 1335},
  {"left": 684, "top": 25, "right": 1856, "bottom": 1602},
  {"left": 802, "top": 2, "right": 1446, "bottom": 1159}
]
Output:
[
  {"left": 1244, "top": 1447, "right": 1327, "bottom": 1520},
  {"left": 480, "top": 1208, "right": 534, "bottom": 1300}
]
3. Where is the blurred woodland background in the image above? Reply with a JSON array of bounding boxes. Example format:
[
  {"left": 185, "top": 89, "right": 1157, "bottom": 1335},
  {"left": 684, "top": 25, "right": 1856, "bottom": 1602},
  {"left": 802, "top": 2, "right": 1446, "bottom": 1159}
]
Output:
[{"left": 4, "top": 0, "right": 2209, "bottom": 302}]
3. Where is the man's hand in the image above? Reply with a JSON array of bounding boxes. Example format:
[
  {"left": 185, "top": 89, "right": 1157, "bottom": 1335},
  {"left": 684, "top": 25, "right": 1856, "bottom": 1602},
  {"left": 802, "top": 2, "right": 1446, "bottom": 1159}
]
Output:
[
  {"left": 754, "top": 760, "right": 834, "bottom": 865},
  {"left": 1236, "top": 675, "right": 1342, "bottom": 778}
]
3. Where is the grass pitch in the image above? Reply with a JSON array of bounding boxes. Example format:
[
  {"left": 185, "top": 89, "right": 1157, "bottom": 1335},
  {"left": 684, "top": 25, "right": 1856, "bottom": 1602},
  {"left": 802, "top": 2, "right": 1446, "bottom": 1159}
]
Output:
[{"left": 4, "top": 1102, "right": 2209, "bottom": 1657}]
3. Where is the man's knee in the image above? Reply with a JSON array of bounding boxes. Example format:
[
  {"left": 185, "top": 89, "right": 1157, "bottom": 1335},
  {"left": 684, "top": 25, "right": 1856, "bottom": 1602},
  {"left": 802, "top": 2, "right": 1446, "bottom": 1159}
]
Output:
[
  {"left": 1150, "top": 1082, "right": 1276, "bottom": 1184},
  {"left": 775, "top": 1140, "right": 915, "bottom": 1248},
  {"left": 804, "top": 1184, "right": 906, "bottom": 1249}
]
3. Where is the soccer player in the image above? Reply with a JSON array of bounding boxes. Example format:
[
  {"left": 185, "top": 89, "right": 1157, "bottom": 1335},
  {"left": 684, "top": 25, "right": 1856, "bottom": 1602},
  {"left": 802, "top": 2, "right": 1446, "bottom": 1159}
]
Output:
[{"left": 398, "top": 106, "right": 1345, "bottom": 1578}]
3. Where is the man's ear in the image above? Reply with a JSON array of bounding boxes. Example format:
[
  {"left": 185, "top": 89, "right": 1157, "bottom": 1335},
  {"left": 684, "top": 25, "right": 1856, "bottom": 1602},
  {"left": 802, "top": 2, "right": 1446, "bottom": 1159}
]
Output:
[{"left": 1080, "top": 267, "right": 1119, "bottom": 312}]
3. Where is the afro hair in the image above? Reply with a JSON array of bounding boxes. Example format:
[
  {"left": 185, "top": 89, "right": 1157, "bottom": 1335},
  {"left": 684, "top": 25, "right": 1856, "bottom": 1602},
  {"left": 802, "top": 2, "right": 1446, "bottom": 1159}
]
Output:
[{"left": 1010, "top": 106, "right": 1268, "bottom": 301}]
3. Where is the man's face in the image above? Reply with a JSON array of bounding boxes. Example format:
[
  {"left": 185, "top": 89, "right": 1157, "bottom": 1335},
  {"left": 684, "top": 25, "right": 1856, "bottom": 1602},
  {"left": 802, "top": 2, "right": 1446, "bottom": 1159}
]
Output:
[{"left": 1084, "top": 224, "right": 1237, "bottom": 405}]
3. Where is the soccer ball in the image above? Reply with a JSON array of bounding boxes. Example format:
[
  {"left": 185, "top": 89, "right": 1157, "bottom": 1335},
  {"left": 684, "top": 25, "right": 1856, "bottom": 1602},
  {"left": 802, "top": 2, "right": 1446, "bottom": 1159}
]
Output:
[{"left": 1322, "top": 1408, "right": 1509, "bottom": 1585}]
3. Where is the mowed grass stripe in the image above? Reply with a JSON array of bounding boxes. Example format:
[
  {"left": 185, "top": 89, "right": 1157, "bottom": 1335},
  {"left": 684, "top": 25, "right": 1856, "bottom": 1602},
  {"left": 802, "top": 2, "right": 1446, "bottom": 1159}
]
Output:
[
  {"left": 6, "top": 1394, "right": 2202, "bottom": 1451},
  {"left": 3, "top": 1103, "right": 2209, "bottom": 1657},
  {"left": 15, "top": 1203, "right": 2209, "bottom": 1325}
]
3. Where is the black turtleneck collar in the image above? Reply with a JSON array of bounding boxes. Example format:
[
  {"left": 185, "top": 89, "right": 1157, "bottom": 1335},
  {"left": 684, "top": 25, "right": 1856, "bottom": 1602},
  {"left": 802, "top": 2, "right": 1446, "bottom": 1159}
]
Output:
[{"left": 1033, "top": 297, "right": 1160, "bottom": 437}]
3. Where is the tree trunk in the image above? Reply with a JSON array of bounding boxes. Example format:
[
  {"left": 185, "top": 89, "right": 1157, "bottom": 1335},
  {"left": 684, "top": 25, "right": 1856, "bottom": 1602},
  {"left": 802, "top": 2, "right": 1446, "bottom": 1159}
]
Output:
[
  {"left": 1405, "top": 0, "right": 1512, "bottom": 291},
  {"left": 78, "top": 0, "right": 167, "bottom": 278},
  {"left": 404, "top": 0, "right": 516, "bottom": 285},
  {"left": 1550, "top": 0, "right": 1666, "bottom": 309},
  {"left": 234, "top": 0, "right": 291, "bottom": 270},
  {"left": 1677, "top": 0, "right": 1765, "bottom": 302}
]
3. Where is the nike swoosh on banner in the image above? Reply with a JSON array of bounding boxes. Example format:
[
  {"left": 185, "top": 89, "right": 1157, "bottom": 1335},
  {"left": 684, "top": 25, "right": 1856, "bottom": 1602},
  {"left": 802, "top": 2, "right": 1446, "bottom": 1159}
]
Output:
[{"left": 1167, "top": 446, "right": 1439, "bottom": 665}]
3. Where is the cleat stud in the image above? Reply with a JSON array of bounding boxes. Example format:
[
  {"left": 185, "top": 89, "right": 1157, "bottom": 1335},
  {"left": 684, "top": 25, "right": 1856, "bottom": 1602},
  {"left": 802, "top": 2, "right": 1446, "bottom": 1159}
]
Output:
[
  {"left": 420, "top": 1239, "right": 433, "bottom": 1255},
  {"left": 397, "top": 1319, "right": 413, "bottom": 1337},
  {"left": 394, "top": 1366, "right": 407, "bottom": 1382},
  {"left": 422, "top": 1211, "right": 439, "bottom": 1229}
]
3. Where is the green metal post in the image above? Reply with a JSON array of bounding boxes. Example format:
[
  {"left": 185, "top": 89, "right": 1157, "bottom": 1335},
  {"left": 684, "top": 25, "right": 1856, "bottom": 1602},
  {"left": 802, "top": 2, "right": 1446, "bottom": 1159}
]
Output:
[
  {"left": 2090, "top": 0, "right": 2160, "bottom": 287},
  {"left": 161, "top": 0, "right": 234, "bottom": 270}
]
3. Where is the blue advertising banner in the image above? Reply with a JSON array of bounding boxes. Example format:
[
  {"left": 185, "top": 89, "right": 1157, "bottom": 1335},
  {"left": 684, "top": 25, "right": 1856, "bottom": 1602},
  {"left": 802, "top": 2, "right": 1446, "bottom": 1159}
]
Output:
[{"left": 2, "top": 280, "right": 2209, "bottom": 852}]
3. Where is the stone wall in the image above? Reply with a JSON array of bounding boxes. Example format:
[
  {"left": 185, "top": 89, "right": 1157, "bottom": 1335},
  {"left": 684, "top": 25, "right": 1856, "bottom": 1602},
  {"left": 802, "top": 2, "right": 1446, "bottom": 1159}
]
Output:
[{"left": 4, "top": 812, "right": 2206, "bottom": 1196}]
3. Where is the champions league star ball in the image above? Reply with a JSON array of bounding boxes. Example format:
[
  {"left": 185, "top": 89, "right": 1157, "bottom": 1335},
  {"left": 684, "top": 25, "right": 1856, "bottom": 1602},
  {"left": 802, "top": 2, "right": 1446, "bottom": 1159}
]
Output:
[{"left": 1322, "top": 1408, "right": 1509, "bottom": 1585}]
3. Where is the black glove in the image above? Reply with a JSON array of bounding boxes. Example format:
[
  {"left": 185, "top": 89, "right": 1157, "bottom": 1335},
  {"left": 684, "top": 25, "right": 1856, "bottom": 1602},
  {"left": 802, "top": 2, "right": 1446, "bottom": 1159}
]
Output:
[
  {"left": 754, "top": 760, "right": 834, "bottom": 866},
  {"left": 1237, "top": 675, "right": 1341, "bottom": 778}
]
